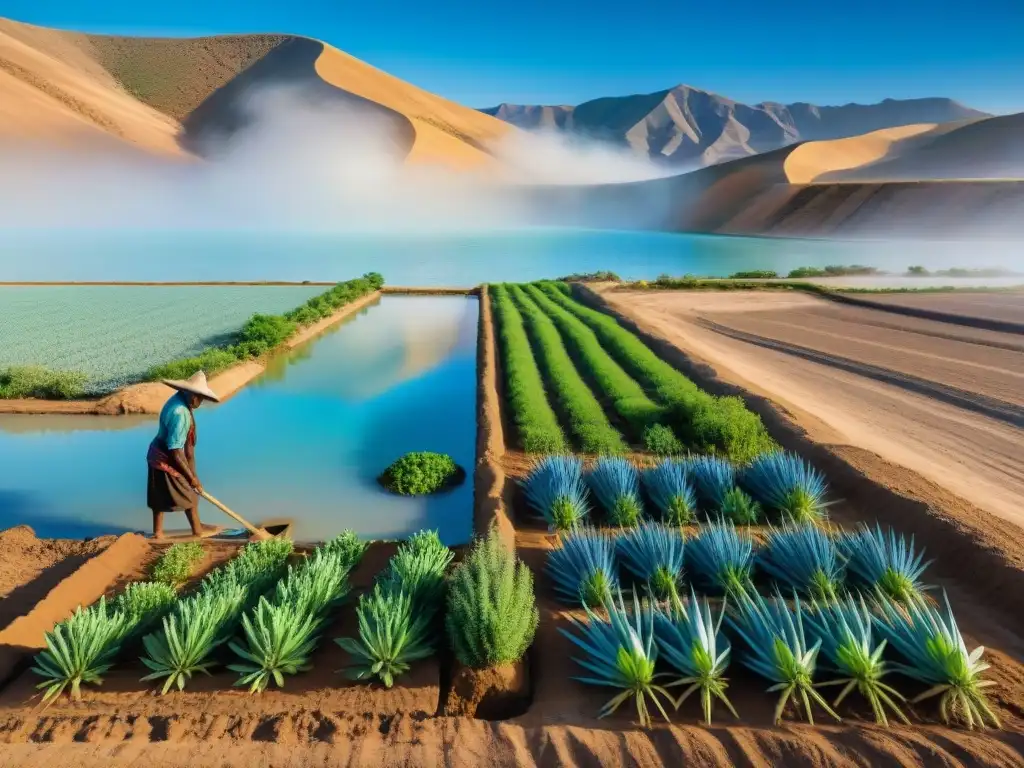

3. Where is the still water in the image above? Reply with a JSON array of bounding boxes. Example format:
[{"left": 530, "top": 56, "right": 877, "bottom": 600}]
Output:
[
  {"left": 0, "top": 296, "right": 478, "bottom": 544},
  {"left": 3, "top": 228, "right": 1015, "bottom": 285}
]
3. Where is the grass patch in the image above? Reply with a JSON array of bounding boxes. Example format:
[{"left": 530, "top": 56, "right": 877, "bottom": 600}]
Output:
[
  {"left": 489, "top": 284, "right": 568, "bottom": 453},
  {"left": 0, "top": 365, "right": 87, "bottom": 399},
  {"left": 507, "top": 284, "right": 627, "bottom": 454},
  {"left": 536, "top": 283, "right": 776, "bottom": 462},
  {"left": 145, "top": 273, "right": 383, "bottom": 382},
  {"left": 150, "top": 543, "right": 206, "bottom": 586}
]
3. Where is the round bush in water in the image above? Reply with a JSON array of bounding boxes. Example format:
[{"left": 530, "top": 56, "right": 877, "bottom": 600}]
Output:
[{"left": 378, "top": 452, "right": 466, "bottom": 496}]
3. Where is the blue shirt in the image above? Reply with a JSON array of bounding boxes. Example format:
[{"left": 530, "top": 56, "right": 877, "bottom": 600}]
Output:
[{"left": 156, "top": 392, "right": 193, "bottom": 451}]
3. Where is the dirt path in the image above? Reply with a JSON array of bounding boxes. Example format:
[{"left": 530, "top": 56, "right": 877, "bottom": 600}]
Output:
[{"left": 595, "top": 288, "right": 1024, "bottom": 531}]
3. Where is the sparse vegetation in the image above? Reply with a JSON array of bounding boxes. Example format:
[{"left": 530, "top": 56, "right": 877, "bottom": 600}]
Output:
[
  {"left": 378, "top": 452, "right": 465, "bottom": 495},
  {"left": 729, "top": 270, "right": 778, "bottom": 279},
  {"left": 557, "top": 271, "right": 621, "bottom": 283},
  {"left": 787, "top": 265, "right": 880, "bottom": 278}
]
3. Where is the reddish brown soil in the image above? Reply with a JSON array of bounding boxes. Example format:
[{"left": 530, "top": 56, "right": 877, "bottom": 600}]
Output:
[{"left": 0, "top": 527, "right": 112, "bottom": 629}]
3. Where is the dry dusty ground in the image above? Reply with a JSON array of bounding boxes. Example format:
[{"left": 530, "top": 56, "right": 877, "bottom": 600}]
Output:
[{"left": 596, "top": 287, "right": 1024, "bottom": 529}]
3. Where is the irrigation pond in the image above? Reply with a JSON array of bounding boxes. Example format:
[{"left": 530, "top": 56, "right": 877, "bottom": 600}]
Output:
[{"left": 0, "top": 294, "right": 478, "bottom": 544}]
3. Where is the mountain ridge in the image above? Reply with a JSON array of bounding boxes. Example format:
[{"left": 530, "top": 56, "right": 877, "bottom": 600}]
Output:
[{"left": 481, "top": 85, "right": 989, "bottom": 167}]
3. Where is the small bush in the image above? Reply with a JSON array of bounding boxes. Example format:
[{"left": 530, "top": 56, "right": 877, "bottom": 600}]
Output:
[
  {"left": 0, "top": 366, "right": 87, "bottom": 399},
  {"left": 681, "top": 395, "right": 777, "bottom": 464},
  {"left": 729, "top": 270, "right": 778, "bottom": 279},
  {"left": 643, "top": 424, "right": 683, "bottom": 456},
  {"left": 151, "top": 542, "right": 205, "bottom": 586},
  {"left": 378, "top": 451, "right": 465, "bottom": 495},
  {"left": 146, "top": 347, "right": 239, "bottom": 381},
  {"left": 446, "top": 526, "right": 538, "bottom": 668},
  {"left": 238, "top": 314, "right": 296, "bottom": 351}
]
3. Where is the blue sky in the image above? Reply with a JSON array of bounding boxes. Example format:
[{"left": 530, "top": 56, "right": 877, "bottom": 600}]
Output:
[{"left": 6, "top": 1, "right": 1023, "bottom": 113}]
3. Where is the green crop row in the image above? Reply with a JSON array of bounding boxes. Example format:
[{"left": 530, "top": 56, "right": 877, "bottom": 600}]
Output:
[
  {"left": 489, "top": 284, "right": 568, "bottom": 453},
  {"left": 522, "top": 283, "right": 665, "bottom": 441},
  {"left": 537, "top": 283, "right": 776, "bottom": 462},
  {"left": 145, "top": 273, "right": 384, "bottom": 382},
  {"left": 508, "top": 284, "right": 627, "bottom": 455}
]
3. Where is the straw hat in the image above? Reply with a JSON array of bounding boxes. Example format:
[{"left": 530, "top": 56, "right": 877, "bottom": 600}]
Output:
[{"left": 162, "top": 370, "right": 221, "bottom": 402}]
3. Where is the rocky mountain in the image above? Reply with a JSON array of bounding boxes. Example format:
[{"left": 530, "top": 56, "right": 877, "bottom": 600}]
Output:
[{"left": 481, "top": 86, "right": 989, "bottom": 167}]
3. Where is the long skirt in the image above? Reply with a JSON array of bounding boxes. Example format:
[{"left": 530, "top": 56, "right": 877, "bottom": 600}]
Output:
[{"left": 147, "top": 466, "right": 197, "bottom": 512}]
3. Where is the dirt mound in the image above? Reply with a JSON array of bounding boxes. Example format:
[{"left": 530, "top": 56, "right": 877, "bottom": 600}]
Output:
[{"left": 0, "top": 525, "right": 111, "bottom": 602}]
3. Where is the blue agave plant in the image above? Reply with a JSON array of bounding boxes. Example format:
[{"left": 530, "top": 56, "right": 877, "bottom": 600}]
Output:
[
  {"left": 616, "top": 522, "right": 685, "bottom": 600},
  {"left": 560, "top": 589, "right": 673, "bottom": 728},
  {"left": 840, "top": 523, "right": 932, "bottom": 603},
  {"left": 759, "top": 523, "right": 844, "bottom": 602},
  {"left": 687, "top": 455, "right": 736, "bottom": 511},
  {"left": 685, "top": 520, "right": 754, "bottom": 597},
  {"left": 803, "top": 594, "right": 909, "bottom": 726},
  {"left": 651, "top": 587, "right": 737, "bottom": 724},
  {"left": 742, "top": 452, "right": 830, "bottom": 523},
  {"left": 727, "top": 590, "right": 840, "bottom": 725},
  {"left": 523, "top": 456, "right": 590, "bottom": 531},
  {"left": 587, "top": 458, "right": 644, "bottom": 527},
  {"left": 642, "top": 460, "right": 696, "bottom": 525},
  {"left": 546, "top": 528, "right": 619, "bottom": 607},
  {"left": 873, "top": 591, "right": 998, "bottom": 729}
]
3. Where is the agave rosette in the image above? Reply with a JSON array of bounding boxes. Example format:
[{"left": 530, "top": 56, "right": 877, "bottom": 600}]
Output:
[
  {"left": 616, "top": 522, "right": 685, "bottom": 600},
  {"left": 727, "top": 590, "right": 840, "bottom": 725},
  {"left": 687, "top": 455, "right": 736, "bottom": 512},
  {"left": 759, "top": 523, "right": 844, "bottom": 602},
  {"left": 642, "top": 460, "right": 697, "bottom": 525},
  {"left": 651, "top": 587, "right": 738, "bottom": 724},
  {"left": 587, "top": 457, "right": 645, "bottom": 527},
  {"left": 546, "top": 528, "right": 619, "bottom": 607},
  {"left": 523, "top": 455, "right": 591, "bottom": 531},
  {"left": 685, "top": 520, "right": 755, "bottom": 597},
  {"left": 559, "top": 589, "right": 673, "bottom": 728},
  {"left": 873, "top": 591, "right": 999, "bottom": 729},
  {"left": 742, "top": 452, "right": 830, "bottom": 523},
  {"left": 840, "top": 523, "right": 932, "bottom": 603},
  {"left": 804, "top": 594, "right": 909, "bottom": 725}
]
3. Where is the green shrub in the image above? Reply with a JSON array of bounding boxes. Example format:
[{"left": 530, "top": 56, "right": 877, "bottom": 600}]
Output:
[
  {"left": 446, "top": 526, "right": 538, "bottom": 669},
  {"left": 524, "top": 284, "right": 664, "bottom": 441},
  {"left": 0, "top": 365, "right": 87, "bottom": 399},
  {"left": 238, "top": 314, "right": 296, "bottom": 351},
  {"left": 490, "top": 284, "right": 568, "bottom": 453},
  {"left": 555, "top": 271, "right": 620, "bottom": 283},
  {"left": 321, "top": 530, "right": 370, "bottom": 573},
  {"left": 729, "top": 270, "right": 778, "bottom": 279},
  {"left": 378, "top": 451, "right": 465, "bottom": 495},
  {"left": 150, "top": 542, "right": 206, "bottom": 586},
  {"left": 508, "top": 284, "right": 627, "bottom": 454},
  {"left": 643, "top": 424, "right": 684, "bottom": 456},
  {"left": 537, "top": 285, "right": 777, "bottom": 462},
  {"left": 146, "top": 347, "right": 239, "bottom": 381},
  {"left": 363, "top": 271, "right": 385, "bottom": 289}
]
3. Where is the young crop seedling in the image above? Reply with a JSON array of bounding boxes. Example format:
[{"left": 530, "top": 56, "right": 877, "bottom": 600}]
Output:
[
  {"left": 31, "top": 598, "right": 126, "bottom": 705},
  {"left": 546, "top": 528, "right": 619, "bottom": 608},
  {"left": 841, "top": 523, "right": 932, "bottom": 603},
  {"left": 685, "top": 520, "right": 755, "bottom": 597},
  {"left": 229, "top": 598, "right": 320, "bottom": 693},
  {"left": 759, "top": 523, "right": 844, "bottom": 602},
  {"left": 523, "top": 455, "right": 591, "bottom": 531},
  {"left": 718, "top": 487, "right": 761, "bottom": 525},
  {"left": 642, "top": 460, "right": 697, "bottom": 525},
  {"left": 742, "top": 452, "right": 830, "bottom": 524},
  {"left": 728, "top": 590, "right": 840, "bottom": 725},
  {"left": 651, "top": 588, "right": 738, "bottom": 725},
  {"left": 381, "top": 530, "right": 454, "bottom": 616},
  {"left": 560, "top": 589, "right": 674, "bottom": 728},
  {"left": 336, "top": 585, "right": 434, "bottom": 688},
  {"left": 874, "top": 591, "right": 999, "bottom": 729},
  {"left": 616, "top": 522, "right": 685, "bottom": 600},
  {"left": 804, "top": 594, "right": 909, "bottom": 726},
  {"left": 150, "top": 542, "right": 205, "bottom": 586},
  {"left": 588, "top": 457, "right": 644, "bottom": 527}
]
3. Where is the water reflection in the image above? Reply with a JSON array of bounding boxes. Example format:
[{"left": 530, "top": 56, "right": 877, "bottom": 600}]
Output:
[{"left": 0, "top": 296, "right": 477, "bottom": 544}]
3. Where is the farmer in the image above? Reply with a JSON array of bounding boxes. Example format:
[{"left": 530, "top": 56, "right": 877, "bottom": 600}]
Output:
[{"left": 146, "top": 370, "right": 220, "bottom": 539}]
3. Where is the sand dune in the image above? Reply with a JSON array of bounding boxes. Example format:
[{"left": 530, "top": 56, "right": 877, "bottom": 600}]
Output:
[
  {"left": 0, "top": 17, "right": 511, "bottom": 169},
  {"left": 782, "top": 123, "right": 938, "bottom": 183}
]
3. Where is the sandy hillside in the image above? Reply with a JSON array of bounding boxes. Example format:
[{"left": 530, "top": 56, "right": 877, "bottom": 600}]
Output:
[
  {"left": 0, "top": 17, "right": 512, "bottom": 169},
  {"left": 595, "top": 286, "right": 1024, "bottom": 527}
]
